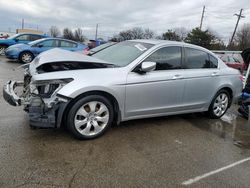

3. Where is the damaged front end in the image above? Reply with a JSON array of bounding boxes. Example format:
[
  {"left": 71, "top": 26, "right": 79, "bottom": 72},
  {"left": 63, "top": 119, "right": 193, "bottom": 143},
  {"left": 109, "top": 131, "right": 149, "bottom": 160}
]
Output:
[{"left": 3, "top": 64, "right": 73, "bottom": 128}]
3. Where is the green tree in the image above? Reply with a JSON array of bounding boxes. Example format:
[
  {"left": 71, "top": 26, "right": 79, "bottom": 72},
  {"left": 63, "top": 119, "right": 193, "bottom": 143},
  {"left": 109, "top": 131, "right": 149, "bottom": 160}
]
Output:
[
  {"left": 162, "top": 30, "right": 181, "bottom": 41},
  {"left": 185, "top": 28, "right": 215, "bottom": 49}
]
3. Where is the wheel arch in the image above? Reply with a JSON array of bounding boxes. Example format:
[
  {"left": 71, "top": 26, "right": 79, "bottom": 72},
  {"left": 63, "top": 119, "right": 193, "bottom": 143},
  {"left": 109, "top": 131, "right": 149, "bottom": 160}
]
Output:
[
  {"left": 18, "top": 50, "right": 34, "bottom": 60},
  {"left": 210, "top": 86, "right": 233, "bottom": 108},
  {"left": 57, "top": 90, "right": 121, "bottom": 128}
]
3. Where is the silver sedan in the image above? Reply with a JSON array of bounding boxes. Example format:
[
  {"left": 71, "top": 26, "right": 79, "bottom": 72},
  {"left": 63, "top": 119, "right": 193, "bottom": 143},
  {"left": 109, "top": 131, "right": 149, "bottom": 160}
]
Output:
[{"left": 3, "top": 40, "right": 243, "bottom": 139}]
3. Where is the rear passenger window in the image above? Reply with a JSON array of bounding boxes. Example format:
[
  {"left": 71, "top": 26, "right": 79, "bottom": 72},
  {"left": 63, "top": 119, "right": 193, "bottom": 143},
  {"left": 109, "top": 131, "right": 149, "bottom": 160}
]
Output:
[
  {"left": 209, "top": 55, "right": 218, "bottom": 68},
  {"left": 60, "top": 41, "right": 77, "bottom": 48},
  {"left": 185, "top": 48, "right": 210, "bottom": 69},
  {"left": 30, "top": 35, "right": 42, "bottom": 41},
  {"left": 144, "top": 46, "right": 182, "bottom": 70}
]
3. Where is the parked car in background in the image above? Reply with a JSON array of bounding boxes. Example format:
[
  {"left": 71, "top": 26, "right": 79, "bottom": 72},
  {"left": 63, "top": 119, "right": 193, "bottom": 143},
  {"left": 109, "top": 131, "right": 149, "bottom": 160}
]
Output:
[
  {"left": 5, "top": 38, "right": 88, "bottom": 63},
  {"left": 0, "top": 33, "right": 47, "bottom": 55},
  {"left": 85, "top": 42, "right": 116, "bottom": 55},
  {"left": 213, "top": 51, "right": 246, "bottom": 72},
  {"left": 3, "top": 40, "right": 242, "bottom": 139},
  {"left": 219, "top": 54, "right": 246, "bottom": 72}
]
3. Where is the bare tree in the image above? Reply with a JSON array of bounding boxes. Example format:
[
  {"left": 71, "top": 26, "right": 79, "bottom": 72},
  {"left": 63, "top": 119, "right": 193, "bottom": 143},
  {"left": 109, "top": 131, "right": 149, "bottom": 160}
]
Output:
[
  {"left": 143, "top": 28, "right": 155, "bottom": 39},
  {"left": 235, "top": 23, "right": 250, "bottom": 50},
  {"left": 174, "top": 27, "right": 188, "bottom": 41},
  {"left": 63, "top": 28, "right": 74, "bottom": 40},
  {"left": 111, "top": 27, "right": 155, "bottom": 41},
  {"left": 74, "top": 28, "right": 86, "bottom": 42},
  {"left": 49, "top": 26, "right": 61, "bottom": 37}
]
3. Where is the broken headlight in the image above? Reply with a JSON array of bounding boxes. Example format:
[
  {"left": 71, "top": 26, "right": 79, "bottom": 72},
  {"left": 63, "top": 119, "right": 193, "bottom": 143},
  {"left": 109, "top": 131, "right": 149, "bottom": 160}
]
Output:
[{"left": 31, "top": 78, "right": 73, "bottom": 98}]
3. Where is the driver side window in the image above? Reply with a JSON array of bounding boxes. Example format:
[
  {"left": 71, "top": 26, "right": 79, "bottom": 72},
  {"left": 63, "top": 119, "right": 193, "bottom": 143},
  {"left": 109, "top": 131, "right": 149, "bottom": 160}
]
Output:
[{"left": 144, "top": 46, "right": 182, "bottom": 70}]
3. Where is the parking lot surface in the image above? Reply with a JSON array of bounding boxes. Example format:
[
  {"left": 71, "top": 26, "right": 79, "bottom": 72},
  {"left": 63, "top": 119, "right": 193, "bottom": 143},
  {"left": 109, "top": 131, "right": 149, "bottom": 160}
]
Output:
[{"left": 1, "top": 56, "right": 250, "bottom": 188}]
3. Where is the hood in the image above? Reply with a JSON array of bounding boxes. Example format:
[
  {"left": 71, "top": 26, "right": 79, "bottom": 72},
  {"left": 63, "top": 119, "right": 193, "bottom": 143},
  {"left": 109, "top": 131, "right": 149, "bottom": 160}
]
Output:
[
  {"left": 0, "top": 38, "right": 12, "bottom": 43},
  {"left": 28, "top": 48, "right": 114, "bottom": 75},
  {"left": 241, "top": 48, "right": 250, "bottom": 65},
  {"left": 7, "top": 43, "right": 30, "bottom": 50}
]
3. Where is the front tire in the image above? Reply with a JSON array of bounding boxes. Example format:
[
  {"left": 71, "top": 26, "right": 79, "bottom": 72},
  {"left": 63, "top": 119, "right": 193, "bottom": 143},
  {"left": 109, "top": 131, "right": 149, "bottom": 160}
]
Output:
[
  {"left": 207, "top": 89, "right": 230, "bottom": 119},
  {"left": 67, "top": 95, "right": 114, "bottom": 140},
  {"left": 0, "top": 45, "right": 7, "bottom": 55},
  {"left": 19, "top": 52, "right": 34, "bottom": 63}
]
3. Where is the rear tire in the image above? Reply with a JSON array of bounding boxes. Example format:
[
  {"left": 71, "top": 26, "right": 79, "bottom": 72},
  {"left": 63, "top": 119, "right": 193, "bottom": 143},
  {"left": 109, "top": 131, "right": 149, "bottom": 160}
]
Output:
[
  {"left": 19, "top": 51, "right": 34, "bottom": 63},
  {"left": 66, "top": 95, "right": 114, "bottom": 140},
  {"left": 207, "top": 89, "right": 231, "bottom": 119}
]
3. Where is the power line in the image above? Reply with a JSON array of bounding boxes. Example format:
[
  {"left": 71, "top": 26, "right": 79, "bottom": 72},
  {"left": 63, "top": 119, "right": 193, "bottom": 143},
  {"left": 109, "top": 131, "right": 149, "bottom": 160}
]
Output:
[
  {"left": 229, "top": 9, "right": 245, "bottom": 45},
  {"left": 200, "top": 6, "right": 206, "bottom": 30}
]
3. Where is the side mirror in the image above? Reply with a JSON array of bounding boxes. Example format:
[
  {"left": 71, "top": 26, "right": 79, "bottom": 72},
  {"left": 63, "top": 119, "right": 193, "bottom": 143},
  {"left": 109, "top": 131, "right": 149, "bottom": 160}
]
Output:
[
  {"left": 140, "top": 61, "right": 156, "bottom": 73},
  {"left": 15, "top": 38, "right": 19, "bottom": 42},
  {"left": 38, "top": 44, "right": 43, "bottom": 48}
]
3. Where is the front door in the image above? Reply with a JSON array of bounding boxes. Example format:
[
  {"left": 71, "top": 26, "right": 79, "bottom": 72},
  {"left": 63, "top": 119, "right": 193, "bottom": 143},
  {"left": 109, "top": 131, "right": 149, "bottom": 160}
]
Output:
[{"left": 125, "top": 46, "right": 186, "bottom": 119}]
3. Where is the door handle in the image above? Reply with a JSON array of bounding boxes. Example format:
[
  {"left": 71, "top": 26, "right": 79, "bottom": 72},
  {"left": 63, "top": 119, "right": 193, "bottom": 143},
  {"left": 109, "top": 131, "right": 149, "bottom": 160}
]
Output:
[
  {"left": 211, "top": 72, "right": 219, "bottom": 76},
  {"left": 172, "top": 74, "right": 183, "bottom": 80}
]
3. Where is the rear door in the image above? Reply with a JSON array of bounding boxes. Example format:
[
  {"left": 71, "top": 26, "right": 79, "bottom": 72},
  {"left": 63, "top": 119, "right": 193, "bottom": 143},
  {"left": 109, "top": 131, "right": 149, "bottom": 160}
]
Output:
[{"left": 182, "top": 47, "right": 219, "bottom": 109}]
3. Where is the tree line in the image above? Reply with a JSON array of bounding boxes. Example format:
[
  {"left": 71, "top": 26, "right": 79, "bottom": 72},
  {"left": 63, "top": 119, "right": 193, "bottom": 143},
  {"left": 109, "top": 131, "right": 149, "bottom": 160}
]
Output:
[
  {"left": 111, "top": 24, "right": 250, "bottom": 51},
  {"left": 49, "top": 26, "right": 86, "bottom": 42},
  {"left": 49, "top": 24, "right": 250, "bottom": 51}
]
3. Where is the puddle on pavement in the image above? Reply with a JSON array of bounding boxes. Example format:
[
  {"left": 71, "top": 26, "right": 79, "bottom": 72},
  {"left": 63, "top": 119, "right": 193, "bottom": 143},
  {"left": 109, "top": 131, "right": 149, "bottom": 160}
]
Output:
[{"left": 182, "top": 106, "right": 250, "bottom": 149}]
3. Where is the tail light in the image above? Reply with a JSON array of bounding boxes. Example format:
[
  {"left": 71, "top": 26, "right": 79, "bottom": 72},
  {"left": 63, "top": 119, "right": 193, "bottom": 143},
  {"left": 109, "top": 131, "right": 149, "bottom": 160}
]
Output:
[
  {"left": 83, "top": 48, "right": 89, "bottom": 55},
  {"left": 239, "top": 75, "right": 244, "bottom": 82}
]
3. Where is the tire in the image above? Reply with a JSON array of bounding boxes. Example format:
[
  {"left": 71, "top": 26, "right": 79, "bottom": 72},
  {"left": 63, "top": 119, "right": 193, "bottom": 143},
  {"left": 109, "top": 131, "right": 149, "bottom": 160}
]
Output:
[
  {"left": 19, "top": 51, "right": 34, "bottom": 63},
  {"left": 207, "top": 89, "right": 231, "bottom": 119},
  {"left": 66, "top": 95, "right": 114, "bottom": 140},
  {"left": 0, "top": 45, "right": 7, "bottom": 55}
]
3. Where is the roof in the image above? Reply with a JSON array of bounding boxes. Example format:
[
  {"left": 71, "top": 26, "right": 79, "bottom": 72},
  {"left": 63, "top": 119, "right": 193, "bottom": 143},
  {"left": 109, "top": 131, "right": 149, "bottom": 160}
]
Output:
[
  {"left": 129, "top": 39, "right": 212, "bottom": 53},
  {"left": 129, "top": 39, "right": 186, "bottom": 45}
]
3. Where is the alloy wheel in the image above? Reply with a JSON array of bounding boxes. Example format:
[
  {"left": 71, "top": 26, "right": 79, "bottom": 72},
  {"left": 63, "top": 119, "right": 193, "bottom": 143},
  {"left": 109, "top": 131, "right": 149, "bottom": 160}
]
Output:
[
  {"left": 74, "top": 101, "right": 109, "bottom": 136},
  {"left": 213, "top": 93, "right": 228, "bottom": 117},
  {"left": 0, "top": 46, "right": 6, "bottom": 55},
  {"left": 21, "top": 53, "right": 33, "bottom": 63}
]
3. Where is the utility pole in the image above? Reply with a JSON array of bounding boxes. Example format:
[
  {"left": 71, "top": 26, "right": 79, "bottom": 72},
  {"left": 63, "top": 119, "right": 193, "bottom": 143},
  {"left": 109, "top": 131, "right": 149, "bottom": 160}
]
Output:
[
  {"left": 229, "top": 9, "right": 245, "bottom": 45},
  {"left": 21, "top": 18, "right": 24, "bottom": 29},
  {"left": 95, "top": 23, "right": 99, "bottom": 41},
  {"left": 199, "top": 6, "right": 205, "bottom": 30}
]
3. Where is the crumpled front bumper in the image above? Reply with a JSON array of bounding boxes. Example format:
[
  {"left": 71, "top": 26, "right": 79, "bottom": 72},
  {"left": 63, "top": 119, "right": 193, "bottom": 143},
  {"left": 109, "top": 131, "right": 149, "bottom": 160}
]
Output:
[{"left": 3, "top": 80, "right": 24, "bottom": 106}]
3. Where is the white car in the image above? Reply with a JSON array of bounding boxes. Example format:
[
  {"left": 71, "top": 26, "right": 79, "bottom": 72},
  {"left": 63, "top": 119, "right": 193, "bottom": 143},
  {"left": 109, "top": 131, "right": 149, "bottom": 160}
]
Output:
[{"left": 3, "top": 40, "right": 243, "bottom": 139}]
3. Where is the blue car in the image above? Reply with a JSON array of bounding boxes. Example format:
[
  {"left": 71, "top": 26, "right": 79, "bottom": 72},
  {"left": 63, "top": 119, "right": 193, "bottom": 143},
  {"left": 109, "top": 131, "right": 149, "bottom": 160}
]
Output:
[
  {"left": 0, "top": 33, "right": 46, "bottom": 55},
  {"left": 5, "top": 38, "right": 88, "bottom": 63}
]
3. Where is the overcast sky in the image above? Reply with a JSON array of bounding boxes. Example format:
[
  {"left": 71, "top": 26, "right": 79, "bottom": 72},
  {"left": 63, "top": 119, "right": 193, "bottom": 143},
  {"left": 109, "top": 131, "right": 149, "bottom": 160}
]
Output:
[{"left": 0, "top": 0, "right": 249, "bottom": 42}]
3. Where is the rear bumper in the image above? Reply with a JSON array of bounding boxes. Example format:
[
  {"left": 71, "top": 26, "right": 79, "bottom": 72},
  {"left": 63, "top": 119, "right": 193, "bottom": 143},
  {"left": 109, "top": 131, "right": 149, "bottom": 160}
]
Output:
[{"left": 3, "top": 80, "right": 24, "bottom": 106}]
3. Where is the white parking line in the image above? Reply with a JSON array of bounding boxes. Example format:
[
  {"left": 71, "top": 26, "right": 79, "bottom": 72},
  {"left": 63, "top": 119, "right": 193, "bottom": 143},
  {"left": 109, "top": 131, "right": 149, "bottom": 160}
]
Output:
[{"left": 182, "top": 157, "right": 250, "bottom": 186}]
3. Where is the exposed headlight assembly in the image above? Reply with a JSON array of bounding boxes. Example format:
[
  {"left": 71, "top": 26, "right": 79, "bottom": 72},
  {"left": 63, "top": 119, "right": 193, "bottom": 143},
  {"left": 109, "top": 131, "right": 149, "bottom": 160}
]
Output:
[{"left": 31, "top": 78, "right": 73, "bottom": 98}]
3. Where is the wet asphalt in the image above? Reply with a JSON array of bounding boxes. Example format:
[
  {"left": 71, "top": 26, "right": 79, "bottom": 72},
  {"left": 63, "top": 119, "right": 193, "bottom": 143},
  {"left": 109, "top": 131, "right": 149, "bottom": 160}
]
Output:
[{"left": 0, "top": 56, "right": 250, "bottom": 188}]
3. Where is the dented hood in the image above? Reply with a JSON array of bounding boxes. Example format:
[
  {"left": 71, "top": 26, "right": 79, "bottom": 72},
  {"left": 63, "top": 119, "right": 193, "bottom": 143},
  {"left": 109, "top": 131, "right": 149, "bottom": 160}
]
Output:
[{"left": 28, "top": 48, "right": 111, "bottom": 75}]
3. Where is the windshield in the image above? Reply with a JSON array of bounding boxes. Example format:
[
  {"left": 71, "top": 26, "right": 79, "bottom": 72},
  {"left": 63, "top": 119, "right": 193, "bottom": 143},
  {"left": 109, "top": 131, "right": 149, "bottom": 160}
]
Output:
[
  {"left": 92, "top": 41, "right": 153, "bottom": 67},
  {"left": 8, "top": 34, "right": 20, "bottom": 39},
  {"left": 89, "top": 42, "right": 116, "bottom": 54}
]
